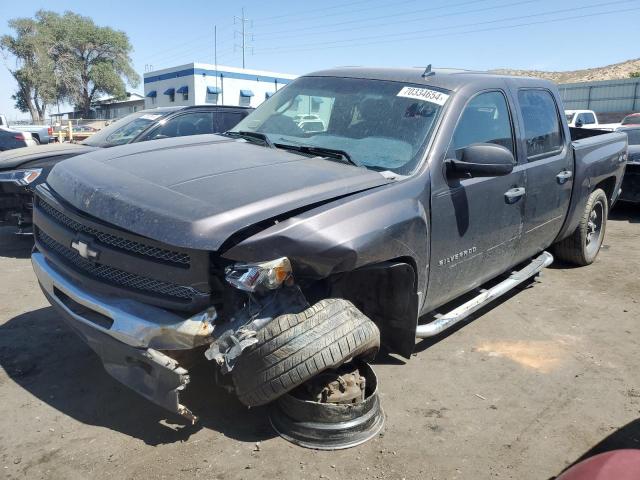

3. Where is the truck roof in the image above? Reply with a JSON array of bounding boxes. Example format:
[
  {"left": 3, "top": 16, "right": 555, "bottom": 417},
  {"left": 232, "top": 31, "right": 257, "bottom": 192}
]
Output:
[{"left": 304, "top": 67, "right": 557, "bottom": 92}]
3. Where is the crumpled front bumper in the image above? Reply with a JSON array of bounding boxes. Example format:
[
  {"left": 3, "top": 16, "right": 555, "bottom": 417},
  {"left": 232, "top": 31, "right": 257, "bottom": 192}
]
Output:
[{"left": 32, "top": 252, "right": 216, "bottom": 422}]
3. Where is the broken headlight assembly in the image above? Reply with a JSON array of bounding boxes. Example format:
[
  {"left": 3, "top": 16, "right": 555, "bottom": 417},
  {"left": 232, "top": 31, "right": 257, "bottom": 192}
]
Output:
[
  {"left": 224, "top": 257, "right": 293, "bottom": 292},
  {"left": 0, "top": 168, "right": 42, "bottom": 186}
]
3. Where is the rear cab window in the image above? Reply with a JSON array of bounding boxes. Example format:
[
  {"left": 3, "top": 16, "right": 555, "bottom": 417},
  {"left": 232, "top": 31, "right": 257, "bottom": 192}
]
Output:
[
  {"left": 577, "top": 112, "right": 596, "bottom": 125},
  {"left": 517, "top": 89, "right": 564, "bottom": 160}
]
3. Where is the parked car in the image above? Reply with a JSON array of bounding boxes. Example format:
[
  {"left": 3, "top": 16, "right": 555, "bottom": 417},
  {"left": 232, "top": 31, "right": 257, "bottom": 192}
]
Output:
[
  {"left": 0, "top": 114, "right": 53, "bottom": 144},
  {"left": 0, "top": 128, "right": 37, "bottom": 151},
  {"left": 616, "top": 125, "right": 640, "bottom": 203},
  {"left": 0, "top": 105, "right": 252, "bottom": 232},
  {"left": 565, "top": 109, "right": 619, "bottom": 131},
  {"left": 31, "top": 68, "right": 627, "bottom": 420},
  {"left": 620, "top": 112, "right": 640, "bottom": 126}
]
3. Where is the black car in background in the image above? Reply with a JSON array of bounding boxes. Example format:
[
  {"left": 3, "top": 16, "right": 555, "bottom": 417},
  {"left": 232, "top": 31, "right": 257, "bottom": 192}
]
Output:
[
  {"left": 616, "top": 125, "right": 640, "bottom": 203},
  {"left": 0, "top": 105, "right": 252, "bottom": 232}
]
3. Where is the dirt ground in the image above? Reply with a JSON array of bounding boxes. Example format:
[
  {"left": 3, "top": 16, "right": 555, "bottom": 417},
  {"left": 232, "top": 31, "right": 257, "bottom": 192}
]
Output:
[{"left": 0, "top": 205, "right": 638, "bottom": 480}]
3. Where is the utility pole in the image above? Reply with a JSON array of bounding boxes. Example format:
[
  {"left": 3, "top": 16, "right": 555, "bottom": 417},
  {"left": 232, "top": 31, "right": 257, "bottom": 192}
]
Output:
[
  {"left": 234, "top": 8, "right": 253, "bottom": 69},
  {"left": 214, "top": 25, "right": 218, "bottom": 89}
]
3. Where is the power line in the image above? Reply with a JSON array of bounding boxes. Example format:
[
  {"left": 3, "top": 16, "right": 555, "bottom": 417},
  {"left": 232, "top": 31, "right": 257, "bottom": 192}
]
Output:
[
  {"left": 254, "top": 0, "right": 637, "bottom": 52},
  {"left": 252, "top": 5, "right": 640, "bottom": 56},
  {"left": 142, "top": 24, "right": 234, "bottom": 62},
  {"left": 254, "top": 0, "right": 396, "bottom": 26},
  {"left": 252, "top": 0, "right": 491, "bottom": 34},
  {"left": 253, "top": 0, "right": 538, "bottom": 42}
]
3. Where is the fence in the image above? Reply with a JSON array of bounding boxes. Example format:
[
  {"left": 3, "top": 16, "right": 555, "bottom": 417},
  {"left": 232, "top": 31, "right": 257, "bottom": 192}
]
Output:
[{"left": 559, "top": 78, "right": 640, "bottom": 121}]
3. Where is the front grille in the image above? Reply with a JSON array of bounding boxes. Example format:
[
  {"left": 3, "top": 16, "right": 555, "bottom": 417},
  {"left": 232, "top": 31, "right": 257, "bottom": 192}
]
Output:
[
  {"left": 629, "top": 152, "right": 640, "bottom": 163},
  {"left": 37, "top": 197, "right": 190, "bottom": 266},
  {"left": 37, "top": 229, "right": 203, "bottom": 302}
]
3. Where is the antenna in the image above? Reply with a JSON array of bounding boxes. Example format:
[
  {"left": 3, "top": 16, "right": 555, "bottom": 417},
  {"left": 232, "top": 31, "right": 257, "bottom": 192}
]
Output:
[{"left": 422, "top": 64, "right": 435, "bottom": 78}]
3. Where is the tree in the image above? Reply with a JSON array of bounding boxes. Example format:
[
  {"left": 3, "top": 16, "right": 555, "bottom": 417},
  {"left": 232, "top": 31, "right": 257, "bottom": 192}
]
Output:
[
  {"left": 0, "top": 15, "right": 57, "bottom": 122},
  {"left": 630, "top": 72, "right": 640, "bottom": 78},
  {"left": 44, "top": 11, "right": 140, "bottom": 117}
]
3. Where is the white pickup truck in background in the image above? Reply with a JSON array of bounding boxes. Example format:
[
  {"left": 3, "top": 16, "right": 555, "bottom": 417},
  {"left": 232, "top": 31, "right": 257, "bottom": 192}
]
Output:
[
  {"left": 565, "top": 109, "right": 620, "bottom": 131},
  {"left": 0, "top": 114, "right": 53, "bottom": 144}
]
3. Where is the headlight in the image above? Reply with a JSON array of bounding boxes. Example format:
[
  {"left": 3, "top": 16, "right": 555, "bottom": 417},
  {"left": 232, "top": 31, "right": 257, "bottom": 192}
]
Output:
[
  {"left": 225, "top": 257, "right": 293, "bottom": 292},
  {"left": 0, "top": 168, "right": 42, "bottom": 186}
]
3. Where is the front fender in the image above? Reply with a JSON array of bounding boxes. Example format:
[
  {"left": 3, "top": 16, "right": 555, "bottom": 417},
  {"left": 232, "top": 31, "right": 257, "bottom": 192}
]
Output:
[
  {"left": 223, "top": 181, "right": 429, "bottom": 289},
  {"left": 222, "top": 179, "right": 431, "bottom": 358}
]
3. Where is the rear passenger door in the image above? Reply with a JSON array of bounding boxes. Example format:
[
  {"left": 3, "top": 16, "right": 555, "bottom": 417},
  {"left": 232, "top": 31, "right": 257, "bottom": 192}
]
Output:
[{"left": 515, "top": 89, "right": 573, "bottom": 260}]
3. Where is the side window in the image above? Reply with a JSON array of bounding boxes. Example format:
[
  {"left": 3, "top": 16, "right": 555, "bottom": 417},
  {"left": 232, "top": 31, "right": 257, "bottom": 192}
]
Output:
[
  {"left": 583, "top": 112, "right": 595, "bottom": 124},
  {"left": 451, "top": 91, "right": 514, "bottom": 159},
  {"left": 140, "top": 112, "right": 214, "bottom": 141},
  {"left": 517, "top": 89, "right": 563, "bottom": 159},
  {"left": 214, "top": 112, "right": 245, "bottom": 132}
]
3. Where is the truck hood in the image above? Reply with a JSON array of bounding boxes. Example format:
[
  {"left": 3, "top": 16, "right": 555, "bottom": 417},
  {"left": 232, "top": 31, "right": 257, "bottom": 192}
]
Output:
[
  {"left": 46, "top": 135, "right": 392, "bottom": 251},
  {"left": 0, "top": 143, "right": 96, "bottom": 170}
]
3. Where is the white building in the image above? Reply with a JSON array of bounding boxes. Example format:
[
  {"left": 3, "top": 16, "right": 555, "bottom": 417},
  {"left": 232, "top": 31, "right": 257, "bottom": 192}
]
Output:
[{"left": 143, "top": 63, "right": 298, "bottom": 109}]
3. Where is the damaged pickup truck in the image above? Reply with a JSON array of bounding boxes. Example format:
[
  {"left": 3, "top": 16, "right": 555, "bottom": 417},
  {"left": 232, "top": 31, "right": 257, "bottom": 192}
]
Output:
[{"left": 31, "top": 68, "right": 628, "bottom": 421}]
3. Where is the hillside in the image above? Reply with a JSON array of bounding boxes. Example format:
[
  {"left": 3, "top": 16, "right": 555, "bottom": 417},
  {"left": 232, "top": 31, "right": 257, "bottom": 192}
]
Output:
[{"left": 490, "top": 58, "right": 640, "bottom": 83}]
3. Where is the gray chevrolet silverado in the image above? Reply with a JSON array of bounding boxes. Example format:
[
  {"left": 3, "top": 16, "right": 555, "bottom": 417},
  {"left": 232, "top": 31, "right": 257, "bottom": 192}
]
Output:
[{"left": 30, "top": 68, "right": 627, "bottom": 421}]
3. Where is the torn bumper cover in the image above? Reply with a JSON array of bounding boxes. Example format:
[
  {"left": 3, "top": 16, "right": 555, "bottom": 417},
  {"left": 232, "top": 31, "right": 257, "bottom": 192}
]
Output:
[{"left": 31, "top": 252, "right": 214, "bottom": 422}]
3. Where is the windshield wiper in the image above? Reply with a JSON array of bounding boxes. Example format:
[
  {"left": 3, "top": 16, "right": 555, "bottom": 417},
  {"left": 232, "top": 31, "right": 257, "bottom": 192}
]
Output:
[
  {"left": 274, "top": 143, "right": 359, "bottom": 167},
  {"left": 224, "top": 131, "right": 275, "bottom": 148}
]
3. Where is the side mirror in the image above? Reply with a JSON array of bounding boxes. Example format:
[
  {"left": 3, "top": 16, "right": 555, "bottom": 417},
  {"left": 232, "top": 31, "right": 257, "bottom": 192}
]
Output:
[
  {"left": 575, "top": 119, "right": 584, "bottom": 128},
  {"left": 446, "top": 143, "right": 515, "bottom": 178}
]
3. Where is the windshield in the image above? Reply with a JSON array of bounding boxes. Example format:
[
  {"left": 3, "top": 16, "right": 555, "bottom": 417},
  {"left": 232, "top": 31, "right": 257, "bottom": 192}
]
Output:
[
  {"left": 622, "top": 115, "right": 640, "bottom": 126},
  {"left": 82, "top": 111, "right": 166, "bottom": 147},
  {"left": 565, "top": 113, "right": 575, "bottom": 122},
  {"left": 230, "top": 76, "right": 448, "bottom": 174}
]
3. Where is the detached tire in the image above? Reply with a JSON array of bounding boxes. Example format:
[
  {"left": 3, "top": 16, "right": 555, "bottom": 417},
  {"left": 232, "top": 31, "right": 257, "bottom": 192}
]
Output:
[
  {"left": 232, "top": 298, "right": 380, "bottom": 407},
  {"left": 552, "top": 188, "right": 608, "bottom": 266}
]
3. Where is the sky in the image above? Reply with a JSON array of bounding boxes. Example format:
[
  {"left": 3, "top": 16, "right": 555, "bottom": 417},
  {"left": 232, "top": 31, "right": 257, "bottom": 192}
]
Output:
[{"left": 1, "top": 0, "right": 639, "bottom": 120}]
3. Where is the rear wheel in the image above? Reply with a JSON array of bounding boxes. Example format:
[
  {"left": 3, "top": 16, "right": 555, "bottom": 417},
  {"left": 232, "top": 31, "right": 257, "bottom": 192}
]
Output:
[
  {"left": 552, "top": 188, "right": 608, "bottom": 266},
  {"left": 232, "top": 298, "right": 380, "bottom": 407}
]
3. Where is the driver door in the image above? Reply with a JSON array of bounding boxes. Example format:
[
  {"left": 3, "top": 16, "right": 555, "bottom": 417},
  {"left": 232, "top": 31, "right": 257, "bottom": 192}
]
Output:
[{"left": 426, "top": 90, "right": 526, "bottom": 310}]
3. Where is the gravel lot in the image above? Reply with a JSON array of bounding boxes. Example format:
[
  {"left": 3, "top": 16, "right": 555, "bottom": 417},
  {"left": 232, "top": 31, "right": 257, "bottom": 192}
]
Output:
[{"left": 0, "top": 204, "right": 638, "bottom": 480}]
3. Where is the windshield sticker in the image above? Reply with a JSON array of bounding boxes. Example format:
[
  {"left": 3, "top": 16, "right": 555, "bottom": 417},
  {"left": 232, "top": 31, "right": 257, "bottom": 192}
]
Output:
[
  {"left": 140, "top": 114, "right": 162, "bottom": 121},
  {"left": 397, "top": 87, "right": 449, "bottom": 106}
]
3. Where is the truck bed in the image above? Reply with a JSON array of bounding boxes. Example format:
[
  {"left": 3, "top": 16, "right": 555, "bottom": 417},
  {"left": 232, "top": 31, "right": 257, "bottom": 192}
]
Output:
[{"left": 555, "top": 129, "right": 628, "bottom": 242}]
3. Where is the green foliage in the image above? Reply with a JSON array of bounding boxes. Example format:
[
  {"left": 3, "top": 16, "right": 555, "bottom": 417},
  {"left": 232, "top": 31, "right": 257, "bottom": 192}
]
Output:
[
  {"left": 1, "top": 13, "right": 58, "bottom": 121},
  {"left": 630, "top": 72, "right": 640, "bottom": 78},
  {"left": 42, "top": 10, "right": 140, "bottom": 116},
  {"left": 1, "top": 10, "right": 139, "bottom": 120}
]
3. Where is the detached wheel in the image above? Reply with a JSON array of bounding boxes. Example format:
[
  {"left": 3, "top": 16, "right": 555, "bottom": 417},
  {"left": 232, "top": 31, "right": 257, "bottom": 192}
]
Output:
[
  {"left": 552, "top": 188, "right": 608, "bottom": 266},
  {"left": 232, "top": 298, "right": 380, "bottom": 407}
]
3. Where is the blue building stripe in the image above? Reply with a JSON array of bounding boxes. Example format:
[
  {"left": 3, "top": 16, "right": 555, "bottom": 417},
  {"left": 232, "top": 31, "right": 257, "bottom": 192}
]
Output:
[{"left": 144, "top": 67, "right": 294, "bottom": 85}]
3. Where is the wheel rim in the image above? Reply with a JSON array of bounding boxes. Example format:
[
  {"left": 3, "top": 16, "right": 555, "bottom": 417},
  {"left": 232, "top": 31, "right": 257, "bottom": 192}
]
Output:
[{"left": 585, "top": 200, "right": 604, "bottom": 257}]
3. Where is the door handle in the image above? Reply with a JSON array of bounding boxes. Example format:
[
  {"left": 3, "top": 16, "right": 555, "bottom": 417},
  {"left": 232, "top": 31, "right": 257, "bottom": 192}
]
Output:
[
  {"left": 504, "top": 187, "right": 526, "bottom": 204},
  {"left": 556, "top": 170, "right": 573, "bottom": 184}
]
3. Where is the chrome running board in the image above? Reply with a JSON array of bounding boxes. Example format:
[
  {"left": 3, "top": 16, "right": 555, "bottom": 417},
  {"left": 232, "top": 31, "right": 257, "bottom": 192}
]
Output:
[{"left": 416, "top": 251, "right": 554, "bottom": 338}]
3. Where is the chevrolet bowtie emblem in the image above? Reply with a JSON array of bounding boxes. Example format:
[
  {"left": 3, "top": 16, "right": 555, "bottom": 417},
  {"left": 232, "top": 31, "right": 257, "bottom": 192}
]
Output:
[{"left": 71, "top": 239, "right": 99, "bottom": 260}]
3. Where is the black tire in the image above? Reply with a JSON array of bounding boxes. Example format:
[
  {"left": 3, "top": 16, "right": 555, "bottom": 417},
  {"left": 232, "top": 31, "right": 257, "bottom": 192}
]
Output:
[
  {"left": 232, "top": 298, "right": 380, "bottom": 407},
  {"left": 552, "top": 188, "right": 608, "bottom": 266}
]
